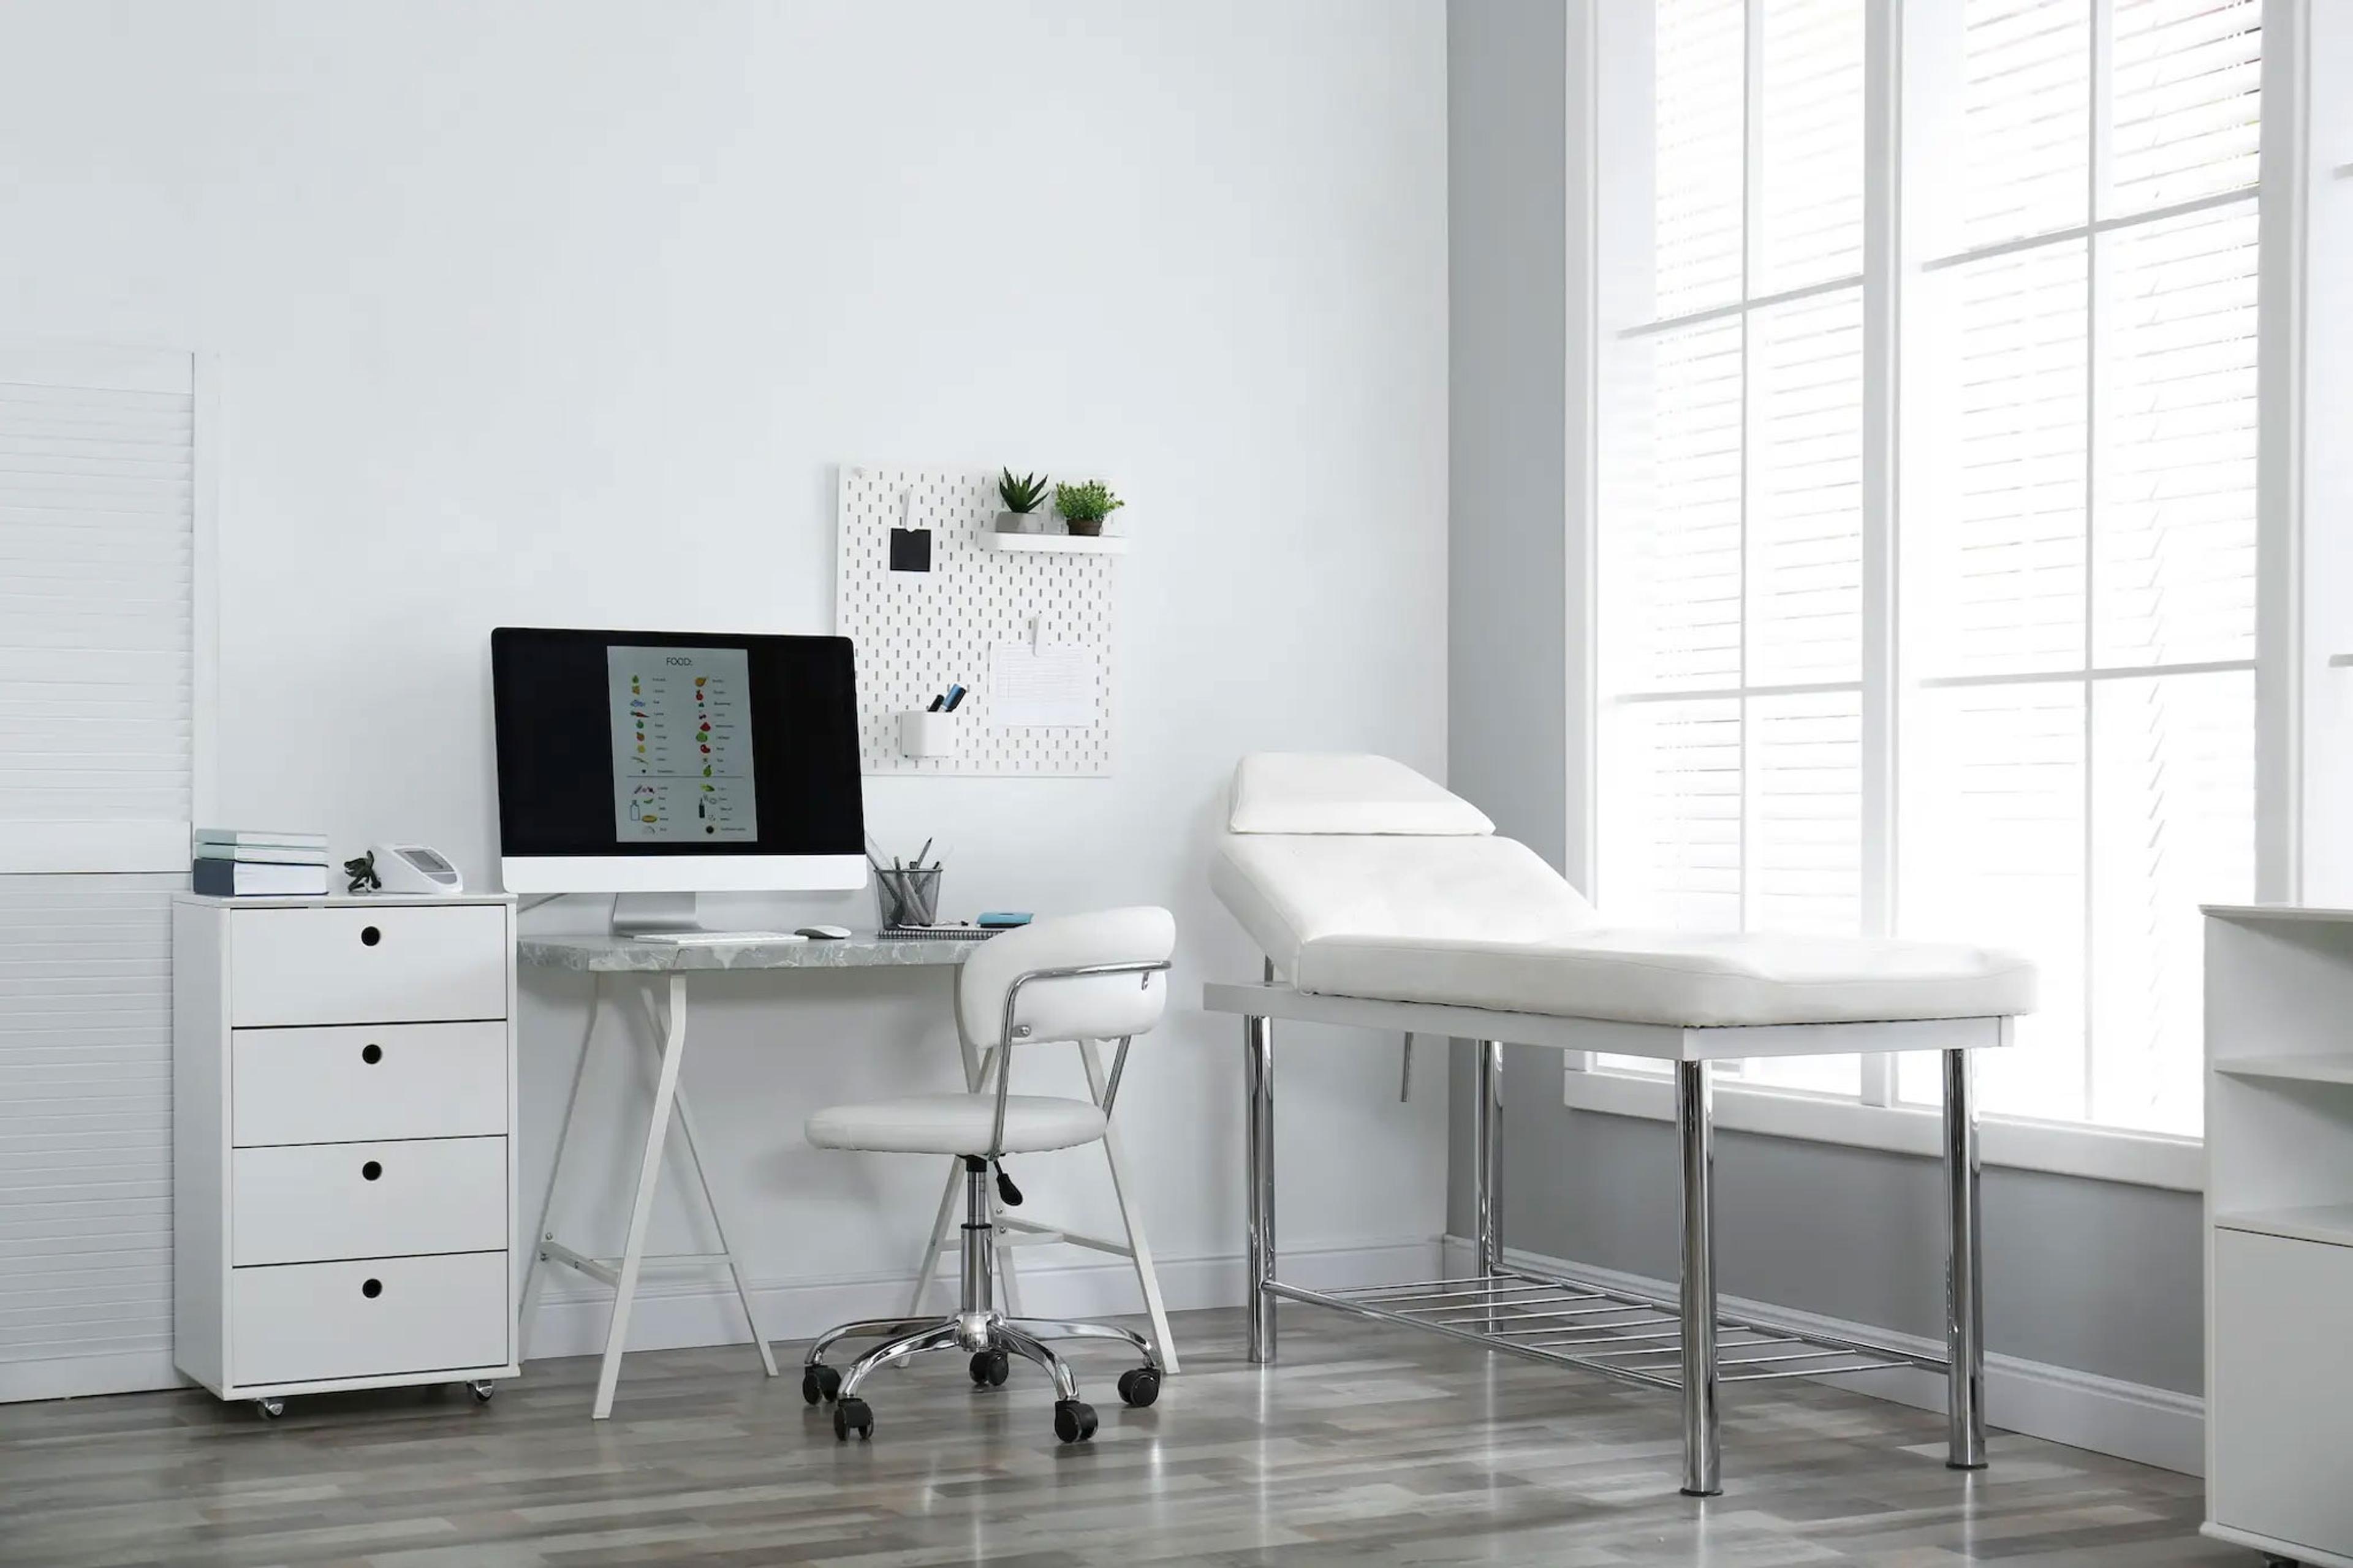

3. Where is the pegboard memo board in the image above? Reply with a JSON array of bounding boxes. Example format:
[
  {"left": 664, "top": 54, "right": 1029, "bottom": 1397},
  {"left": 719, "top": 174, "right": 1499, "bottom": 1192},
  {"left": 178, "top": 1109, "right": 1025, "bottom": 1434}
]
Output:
[{"left": 835, "top": 465, "right": 1117, "bottom": 775}]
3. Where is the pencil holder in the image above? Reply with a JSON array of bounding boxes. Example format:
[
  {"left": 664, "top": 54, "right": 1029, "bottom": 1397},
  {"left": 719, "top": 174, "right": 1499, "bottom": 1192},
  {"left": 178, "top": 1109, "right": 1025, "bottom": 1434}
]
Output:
[
  {"left": 875, "top": 866, "right": 942, "bottom": 929},
  {"left": 898, "top": 710, "right": 957, "bottom": 759}
]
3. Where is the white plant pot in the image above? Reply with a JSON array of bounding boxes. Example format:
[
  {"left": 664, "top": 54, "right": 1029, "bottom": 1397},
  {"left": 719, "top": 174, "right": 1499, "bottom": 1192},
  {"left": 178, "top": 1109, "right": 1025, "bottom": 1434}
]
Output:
[
  {"left": 898, "top": 710, "right": 958, "bottom": 759},
  {"left": 994, "top": 510, "right": 1044, "bottom": 534}
]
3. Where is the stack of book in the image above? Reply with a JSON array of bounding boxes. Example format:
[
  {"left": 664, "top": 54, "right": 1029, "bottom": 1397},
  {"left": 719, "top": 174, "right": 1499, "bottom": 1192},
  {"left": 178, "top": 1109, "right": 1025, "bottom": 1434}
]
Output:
[{"left": 192, "top": 829, "right": 332, "bottom": 897}]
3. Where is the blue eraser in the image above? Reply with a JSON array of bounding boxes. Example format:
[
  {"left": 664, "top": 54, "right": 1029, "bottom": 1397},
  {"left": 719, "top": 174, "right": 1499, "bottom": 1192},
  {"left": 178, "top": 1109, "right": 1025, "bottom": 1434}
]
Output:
[{"left": 976, "top": 911, "right": 1033, "bottom": 928}]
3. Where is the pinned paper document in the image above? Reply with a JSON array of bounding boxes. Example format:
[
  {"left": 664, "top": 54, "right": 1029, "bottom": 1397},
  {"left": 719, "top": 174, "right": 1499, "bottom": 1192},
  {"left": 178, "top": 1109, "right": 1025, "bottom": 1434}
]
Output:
[{"left": 991, "top": 640, "right": 1097, "bottom": 728}]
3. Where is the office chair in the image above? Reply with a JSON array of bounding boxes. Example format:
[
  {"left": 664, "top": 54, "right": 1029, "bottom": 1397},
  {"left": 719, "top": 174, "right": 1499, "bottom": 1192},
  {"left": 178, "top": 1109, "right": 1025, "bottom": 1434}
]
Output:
[{"left": 800, "top": 906, "right": 1175, "bottom": 1444}]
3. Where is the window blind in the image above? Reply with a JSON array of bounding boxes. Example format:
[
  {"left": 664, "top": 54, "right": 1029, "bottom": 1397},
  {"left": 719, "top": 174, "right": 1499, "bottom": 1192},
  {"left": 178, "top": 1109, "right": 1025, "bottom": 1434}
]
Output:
[
  {"left": 0, "top": 346, "right": 196, "bottom": 1399},
  {"left": 1600, "top": 0, "right": 1868, "bottom": 1097},
  {"left": 1895, "top": 0, "right": 2260, "bottom": 1135},
  {"left": 1597, "top": 0, "right": 2261, "bottom": 1129}
]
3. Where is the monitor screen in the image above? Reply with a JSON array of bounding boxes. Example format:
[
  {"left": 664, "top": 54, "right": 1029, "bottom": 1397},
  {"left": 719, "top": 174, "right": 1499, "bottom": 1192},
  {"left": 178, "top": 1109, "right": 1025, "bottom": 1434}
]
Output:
[{"left": 490, "top": 627, "right": 864, "bottom": 862}]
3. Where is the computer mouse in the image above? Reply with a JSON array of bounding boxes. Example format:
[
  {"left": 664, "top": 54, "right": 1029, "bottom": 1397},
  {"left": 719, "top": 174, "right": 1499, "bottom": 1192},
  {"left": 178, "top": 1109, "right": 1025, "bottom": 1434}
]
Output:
[{"left": 795, "top": 924, "right": 852, "bottom": 941}]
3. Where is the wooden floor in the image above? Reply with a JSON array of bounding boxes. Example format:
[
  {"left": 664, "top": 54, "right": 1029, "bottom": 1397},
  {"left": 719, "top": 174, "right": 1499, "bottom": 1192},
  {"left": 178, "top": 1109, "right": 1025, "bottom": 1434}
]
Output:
[{"left": 0, "top": 1307, "right": 2239, "bottom": 1567}]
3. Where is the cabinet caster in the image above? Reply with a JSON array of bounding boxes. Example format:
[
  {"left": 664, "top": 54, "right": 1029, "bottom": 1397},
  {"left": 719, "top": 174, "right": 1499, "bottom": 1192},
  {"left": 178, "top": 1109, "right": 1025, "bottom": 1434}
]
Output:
[
  {"left": 1116, "top": 1367, "right": 1160, "bottom": 1408},
  {"left": 801, "top": 1363, "right": 841, "bottom": 1405},
  {"left": 833, "top": 1396, "right": 873, "bottom": 1441},
  {"left": 254, "top": 1398, "right": 285, "bottom": 1420},
  {"left": 969, "top": 1349, "right": 1010, "bottom": 1388},
  {"left": 1053, "top": 1398, "right": 1098, "bottom": 1443},
  {"left": 464, "top": 1381, "right": 495, "bottom": 1404}
]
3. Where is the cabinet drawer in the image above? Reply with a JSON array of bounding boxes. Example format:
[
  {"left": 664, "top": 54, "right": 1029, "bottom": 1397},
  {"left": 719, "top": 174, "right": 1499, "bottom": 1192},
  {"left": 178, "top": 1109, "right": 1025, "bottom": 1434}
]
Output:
[
  {"left": 231, "top": 1251, "right": 509, "bottom": 1387},
  {"left": 230, "top": 904, "right": 508, "bottom": 1028},
  {"left": 232, "top": 1021, "right": 507, "bottom": 1146},
  {"left": 232, "top": 1137, "right": 507, "bottom": 1266},
  {"left": 2210, "top": 1229, "right": 2353, "bottom": 1556}
]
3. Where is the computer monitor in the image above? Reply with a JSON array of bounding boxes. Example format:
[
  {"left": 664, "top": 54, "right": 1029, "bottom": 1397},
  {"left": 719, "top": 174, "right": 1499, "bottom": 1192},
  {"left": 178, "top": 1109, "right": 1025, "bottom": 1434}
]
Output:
[{"left": 490, "top": 627, "right": 866, "bottom": 930}]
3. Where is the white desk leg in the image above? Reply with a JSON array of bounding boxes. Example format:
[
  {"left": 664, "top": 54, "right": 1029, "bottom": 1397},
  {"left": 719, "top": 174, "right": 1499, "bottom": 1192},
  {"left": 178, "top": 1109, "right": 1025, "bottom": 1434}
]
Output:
[
  {"left": 1078, "top": 1037, "right": 1179, "bottom": 1373},
  {"left": 594, "top": 974, "right": 689, "bottom": 1420},
  {"left": 635, "top": 988, "right": 778, "bottom": 1380},
  {"left": 518, "top": 974, "right": 604, "bottom": 1364}
]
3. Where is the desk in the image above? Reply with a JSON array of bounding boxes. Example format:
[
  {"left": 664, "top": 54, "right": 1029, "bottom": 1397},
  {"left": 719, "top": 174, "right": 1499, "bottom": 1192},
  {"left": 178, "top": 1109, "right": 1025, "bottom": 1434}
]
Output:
[{"left": 517, "top": 933, "right": 1177, "bottom": 1418}]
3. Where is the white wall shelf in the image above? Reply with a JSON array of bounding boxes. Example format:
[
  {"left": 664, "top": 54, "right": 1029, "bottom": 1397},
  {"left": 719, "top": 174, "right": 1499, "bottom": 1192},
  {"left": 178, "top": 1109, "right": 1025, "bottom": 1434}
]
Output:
[
  {"left": 2214, "top": 1204, "right": 2353, "bottom": 1249},
  {"left": 2213, "top": 1053, "right": 2353, "bottom": 1086},
  {"left": 974, "top": 531, "right": 1133, "bottom": 556}
]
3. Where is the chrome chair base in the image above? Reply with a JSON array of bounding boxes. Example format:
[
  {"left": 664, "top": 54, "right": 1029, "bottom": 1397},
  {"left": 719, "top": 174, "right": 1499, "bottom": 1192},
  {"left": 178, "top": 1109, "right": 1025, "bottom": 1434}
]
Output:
[{"left": 801, "top": 1159, "right": 1162, "bottom": 1444}]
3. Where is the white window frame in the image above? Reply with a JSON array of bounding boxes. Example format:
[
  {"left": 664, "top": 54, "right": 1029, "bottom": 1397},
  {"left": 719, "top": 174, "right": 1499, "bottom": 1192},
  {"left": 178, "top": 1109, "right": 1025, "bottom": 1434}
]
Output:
[{"left": 1567, "top": 0, "right": 2309, "bottom": 1195}]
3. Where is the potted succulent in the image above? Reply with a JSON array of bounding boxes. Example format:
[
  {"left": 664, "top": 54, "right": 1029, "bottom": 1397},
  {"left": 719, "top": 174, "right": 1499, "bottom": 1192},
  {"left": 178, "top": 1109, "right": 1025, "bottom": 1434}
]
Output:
[
  {"left": 1052, "top": 479, "right": 1123, "bottom": 538},
  {"left": 995, "top": 469, "right": 1051, "bottom": 534}
]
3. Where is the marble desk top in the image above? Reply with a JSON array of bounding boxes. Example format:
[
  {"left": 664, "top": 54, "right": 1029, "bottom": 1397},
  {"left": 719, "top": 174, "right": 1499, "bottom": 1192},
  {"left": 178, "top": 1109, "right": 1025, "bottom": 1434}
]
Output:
[{"left": 518, "top": 932, "right": 985, "bottom": 973}]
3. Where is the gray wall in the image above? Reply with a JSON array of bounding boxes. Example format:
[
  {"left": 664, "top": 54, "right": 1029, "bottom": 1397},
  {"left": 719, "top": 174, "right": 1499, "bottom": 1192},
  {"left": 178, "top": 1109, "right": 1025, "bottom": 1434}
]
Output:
[
  {"left": 1447, "top": 0, "right": 1572, "bottom": 873},
  {"left": 1442, "top": 0, "right": 2207, "bottom": 1399},
  {"left": 1444, "top": 1049, "right": 2207, "bottom": 1393}
]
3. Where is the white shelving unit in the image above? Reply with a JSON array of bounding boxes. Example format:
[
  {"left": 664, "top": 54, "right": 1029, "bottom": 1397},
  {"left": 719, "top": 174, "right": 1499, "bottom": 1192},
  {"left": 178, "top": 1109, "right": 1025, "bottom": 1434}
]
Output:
[
  {"left": 974, "top": 530, "right": 1133, "bottom": 556},
  {"left": 2203, "top": 906, "right": 2353, "bottom": 1568}
]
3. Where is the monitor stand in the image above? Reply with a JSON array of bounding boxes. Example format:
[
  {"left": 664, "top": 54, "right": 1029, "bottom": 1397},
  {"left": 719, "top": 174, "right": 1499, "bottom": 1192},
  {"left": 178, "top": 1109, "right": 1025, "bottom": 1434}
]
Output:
[{"left": 611, "top": 892, "right": 706, "bottom": 937}]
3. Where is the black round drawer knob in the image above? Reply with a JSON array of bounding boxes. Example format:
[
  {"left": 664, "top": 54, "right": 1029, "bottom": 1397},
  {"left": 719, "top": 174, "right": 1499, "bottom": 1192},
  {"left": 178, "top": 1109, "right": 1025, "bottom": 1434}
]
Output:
[
  {"left": 361, "top": 1161, "right": 382, "bottom": 1181},
  {"left": 361, "top": 1043, "right": 382, "bottom": 1065},
  {"left": 361, "top": 1278, "right": 382, "bottom": 1300},
  {"left": 360, "top": 925, "right": 382, "bottom": 947}
]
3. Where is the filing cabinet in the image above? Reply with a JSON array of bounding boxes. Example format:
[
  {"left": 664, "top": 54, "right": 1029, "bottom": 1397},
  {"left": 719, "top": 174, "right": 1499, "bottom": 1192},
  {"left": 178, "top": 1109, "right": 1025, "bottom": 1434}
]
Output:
[{"left": 172, "top": 894, "right": 519, "bottom": 1416}]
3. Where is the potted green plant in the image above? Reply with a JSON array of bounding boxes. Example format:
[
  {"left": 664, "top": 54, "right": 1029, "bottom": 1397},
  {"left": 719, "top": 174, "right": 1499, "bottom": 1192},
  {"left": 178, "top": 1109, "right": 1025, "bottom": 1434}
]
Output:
[
  {"left": 1052, "top": 479, "right": 1123, "bottom": 538},
  {"left": 995, "top": 469, "right": 1051, "bottom": 534}
]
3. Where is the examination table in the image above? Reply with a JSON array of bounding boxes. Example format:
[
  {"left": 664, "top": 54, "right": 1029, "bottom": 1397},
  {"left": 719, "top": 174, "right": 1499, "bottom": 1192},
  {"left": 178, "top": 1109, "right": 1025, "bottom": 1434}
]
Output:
[{"left": 1203, "top": 753, "right": 2036, "bottom": 1495}]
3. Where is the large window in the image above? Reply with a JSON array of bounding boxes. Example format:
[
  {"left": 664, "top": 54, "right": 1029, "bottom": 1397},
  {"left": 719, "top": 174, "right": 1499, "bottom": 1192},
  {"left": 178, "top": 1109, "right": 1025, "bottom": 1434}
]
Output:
[{"left": 1591, "top": 0, "right": 2264, "bottom": 1152}]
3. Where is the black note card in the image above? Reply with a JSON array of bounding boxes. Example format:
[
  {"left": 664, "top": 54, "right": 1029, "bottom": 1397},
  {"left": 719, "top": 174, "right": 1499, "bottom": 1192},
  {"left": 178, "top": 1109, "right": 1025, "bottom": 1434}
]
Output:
[{"left": 889, "top": 528, "right": 933, "bottom": 573}]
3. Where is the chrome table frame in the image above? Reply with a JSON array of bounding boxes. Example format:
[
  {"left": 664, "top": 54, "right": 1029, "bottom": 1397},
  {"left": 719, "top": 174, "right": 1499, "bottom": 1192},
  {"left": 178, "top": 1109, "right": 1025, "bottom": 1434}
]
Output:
[{"left": 1207, "top": 971, "right": 2005, "bottom": 1497}]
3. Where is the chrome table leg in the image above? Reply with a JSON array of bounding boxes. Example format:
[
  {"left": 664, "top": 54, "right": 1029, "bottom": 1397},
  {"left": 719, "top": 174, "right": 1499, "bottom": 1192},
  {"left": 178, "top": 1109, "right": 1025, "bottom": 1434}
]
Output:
[
  {"left": 1245, "top": 963, "right": 1277, "bottom": 1364},
  {"left": 1677, "top": 1061, "right": 1720, "bottom": 1497},
  {"left": 1944, "top": 1046, "right": 1987, "bottom": 1469},
  {"left": 1474, "top": 1039, "right": 1502, "bottom": 1275}
]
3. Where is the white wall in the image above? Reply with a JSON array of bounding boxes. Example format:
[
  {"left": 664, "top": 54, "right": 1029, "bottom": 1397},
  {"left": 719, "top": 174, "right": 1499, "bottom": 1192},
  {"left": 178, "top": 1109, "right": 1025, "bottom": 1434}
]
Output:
[
  {"left": 0, "top": 0, "right": 1451, "bottom": 1360},
  {"left": 2297, "top": 2, "right": 2353, "bottom": 903}
]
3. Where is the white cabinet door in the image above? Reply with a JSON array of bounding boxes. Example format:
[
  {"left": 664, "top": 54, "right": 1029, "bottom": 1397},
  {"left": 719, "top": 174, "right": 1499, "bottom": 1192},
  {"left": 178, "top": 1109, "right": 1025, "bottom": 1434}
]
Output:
[
  {"left": 229, "top": 905, "right": 508, "bottom": 1027},
  {"left": 230, "top": 1138, "right": 507, "bottom": 1266},
  {"left": 231, "top": 1021, "right": 507, "bottom": 1146},
  {"left": 230, "top": 1252, "right": 509, "bottom": 1387},
  {"left": 2211, "top": 1229, "right": 2353, "bottom": 1559}
]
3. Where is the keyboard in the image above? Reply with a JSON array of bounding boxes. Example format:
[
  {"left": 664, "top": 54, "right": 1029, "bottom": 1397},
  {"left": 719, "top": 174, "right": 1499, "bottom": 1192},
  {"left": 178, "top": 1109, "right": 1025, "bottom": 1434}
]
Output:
[{"left": 635, "top": 930, "right": 808, "bottom": 946}]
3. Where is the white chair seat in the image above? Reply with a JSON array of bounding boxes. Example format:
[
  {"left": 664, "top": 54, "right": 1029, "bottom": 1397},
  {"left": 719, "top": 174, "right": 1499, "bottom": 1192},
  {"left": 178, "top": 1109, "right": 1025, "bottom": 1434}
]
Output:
[{"left": 806, "top": 1093, "right": 1108, "bottom": 1156}]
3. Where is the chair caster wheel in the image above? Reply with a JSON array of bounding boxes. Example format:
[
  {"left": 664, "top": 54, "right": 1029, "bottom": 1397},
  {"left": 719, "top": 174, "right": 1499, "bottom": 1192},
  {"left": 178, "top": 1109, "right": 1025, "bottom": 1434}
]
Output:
[
  {"left": 801, "top": 1364, "right": 841, "bottom": 1405},
  {"left": 254, "top": 1398, "right": 285, "bottom": 1420},
  {"left": 1053, "top": 1398, "right": 1098, "bottom": 1443},
  {"left": 833, "top": 1396, "right": 873, "bottom": 1441},
  {"left": 1116, "top": 1368, "right": 1160, "bottom": 1408},
  {"left": 464, "top": 1381, "right": 495, "bottom": 1404},
  {"left": 969, "top": 1349, "right": 1010, "bottom": 1388}
]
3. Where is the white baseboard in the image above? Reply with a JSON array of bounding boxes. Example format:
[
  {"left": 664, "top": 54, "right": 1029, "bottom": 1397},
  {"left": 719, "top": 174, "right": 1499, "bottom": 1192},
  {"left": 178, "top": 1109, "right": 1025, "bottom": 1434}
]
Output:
[
  {"left": 523, "top": 1235, "right": 1443, "bottom": 1365},
  {"left": 0, "top": 1238, "right": 1438, "bottom": 1407},
  {"left": 0, "top": 1350, "right": 189, "bottom": 1406},
  {"left": 1441, "top": 1235, "right": 2203, "bottom": 1476}
]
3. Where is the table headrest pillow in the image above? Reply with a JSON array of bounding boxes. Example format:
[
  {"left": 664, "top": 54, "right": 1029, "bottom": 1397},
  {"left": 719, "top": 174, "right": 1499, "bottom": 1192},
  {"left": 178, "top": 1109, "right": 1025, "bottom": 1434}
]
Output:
[{"left": 1226, "top": 753, "right": 1495, "bottom": 836}]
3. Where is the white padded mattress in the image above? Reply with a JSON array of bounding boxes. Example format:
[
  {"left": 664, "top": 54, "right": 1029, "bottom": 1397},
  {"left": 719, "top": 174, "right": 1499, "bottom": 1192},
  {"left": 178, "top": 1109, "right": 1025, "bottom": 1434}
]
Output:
[
  {"left": 1291, "top": 927, "right": 2035, "bottom": 1028},
  {"left": 1210, "top": 754, "right": 2034, "bottom": 1028}
]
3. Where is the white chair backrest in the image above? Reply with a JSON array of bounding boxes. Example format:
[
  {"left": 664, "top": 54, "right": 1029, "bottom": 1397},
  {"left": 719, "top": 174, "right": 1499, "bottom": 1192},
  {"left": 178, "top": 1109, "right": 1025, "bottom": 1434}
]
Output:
[{"left": 957, "top": 906, "right": 1176, "bottom": 1049}]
